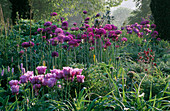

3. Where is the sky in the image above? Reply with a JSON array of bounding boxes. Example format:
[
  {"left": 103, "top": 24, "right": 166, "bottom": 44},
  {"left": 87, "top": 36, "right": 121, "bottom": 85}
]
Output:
[{"left": 111, "top": 0, "right": 137, "bottom": 11}]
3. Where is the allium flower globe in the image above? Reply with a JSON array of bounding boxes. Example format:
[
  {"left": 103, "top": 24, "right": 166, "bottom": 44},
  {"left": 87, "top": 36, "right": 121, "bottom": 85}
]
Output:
[{"left": 36, "top": 66, "right": 47, "bottom": 74}]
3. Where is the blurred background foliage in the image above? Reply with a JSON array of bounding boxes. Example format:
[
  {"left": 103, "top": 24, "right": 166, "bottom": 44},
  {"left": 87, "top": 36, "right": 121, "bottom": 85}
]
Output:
[{"left": 0, "top": 0, "right": 170, "bottom": 40}]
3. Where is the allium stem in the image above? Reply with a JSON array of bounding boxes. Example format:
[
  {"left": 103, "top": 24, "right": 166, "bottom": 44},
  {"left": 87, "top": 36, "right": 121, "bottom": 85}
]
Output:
[
  {"left": 25, "top": 49, "right": 28, "bottom": 71},
  {"left": 15, "top": 95, "right": 19, "bottom": 111},
  {"left": 95, "top": 39, "right": 97, "bottom": 64},
  {"left": 74, "top": 48, "right": 76, "bottom": 63},
  {"left": 66, "top": 49, "right": 68, "bottom": 66}
]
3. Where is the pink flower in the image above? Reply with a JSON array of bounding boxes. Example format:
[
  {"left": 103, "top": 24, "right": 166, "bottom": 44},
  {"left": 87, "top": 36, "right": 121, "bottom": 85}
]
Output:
[
  {"left": 36, "top": 66, "right": 47, "bottom": 74},
  {"left": 55, "top": 28, "right": 64, "bottom": 34},
  {"left": 63, "top": 67, "right": 73, "bottom": 77},
  {"left": 121, "top": 37, "right": 127, "bottom": 42},
  {"left": 11, "top": 85, "right": 19, "bottom": 95},
  {"left": 50, "top": 12, "right": 57, "bottom": 16},
  {"left": 20, "top": 75, "right": 28, "bottom": 83},
  {"left": 77, "top": 75, "right": 85, "bottom": 83},
  {"left": 115, "top": 45, "right": 119, "bottom": 48},
  {"left": 9, "top": 80, "right": 18, "bottom": 86}
]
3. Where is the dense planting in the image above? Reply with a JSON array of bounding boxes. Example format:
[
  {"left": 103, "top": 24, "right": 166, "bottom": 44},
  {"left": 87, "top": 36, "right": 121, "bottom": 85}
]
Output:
[{"left": 0, "top": 11, "right": 169, "bottom": 110}]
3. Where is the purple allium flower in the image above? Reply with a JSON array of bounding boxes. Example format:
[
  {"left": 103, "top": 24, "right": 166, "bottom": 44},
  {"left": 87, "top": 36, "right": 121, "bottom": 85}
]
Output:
[
  {"left": 87, "top": 28, "right": 93, "bottom": 33},
  {"left": 65, "top": 32, "right": 71, "bottom": 35},
  {"left": 50, "top": 69, "right": 59, "bottom": 74},
  {"left": 140, "top": 21, "right": 146, "bottom": 25},
  {"left": 46, "top": 78, "right": 56, "bottom": 88},
  {"left": 51, "top": 25, "right": 57, "bottom": 30},
  {"left": 95, "top": 34, "right": 101, "bottom": 39},
  {"left": 52, "top": 51, "right": 59, "bottom": 57},
  {"left": 1, "top": 69, "right": 4, "bottom": 76},
  {"left": 68, "top": 39, "right": 79, "bottom": 47},
  {"left": 157, "top": 38, "right": 161, "bottom": 41},
  {"left": 77, "top": 75, "right": 85, "bottom": 83},
  {"left": 63, "top": 67, "right": 73, "bottom": 77},
  {"left": 85, "top": 24, "right": 90, "bottom": 28},
  {"left": 55, "top": 28, "right": 64, "bottom": 34},
  {"left": 73, "top": 22, "right": 77, "bottom": 26},
  {"left": 89, "top": 47, "right": 95, "bottom": 51},
  {"left": 50, "top": 12, "right": 57, "bottom": 16},
  {"left": 105, "top": 41, "right": 111, "bottom": 46},
  {"left": 70, "top": 27, "right": 75, "bottom": 31},
  {"left": 25, "top": 71, "right": 34, "bottom": 77},
  {"left": 145, "top": 20, "right": 150, "bottom": 24},
  {"left": 29, "top": 41, "right": 34, "bottom": 47},
  {"left": 121, "top": 37, "right": 127, "bottom": 42},
  {"left": 56, "top": 70, "right": 64, "bottom": 79},
  {"left": 96, "top": 28, "right": 106, "bottom": 35},
  {"left": 151, "top": 31, "right": 158, "bottom": 37},
  {"left": 36, "top": 66, "right": 47, "bottom": 74},
  {"left": 45, "top": 73, "right": 54, "bottom": 79},
  {"left": 73, "top": 68, "right": 83, "bottom": 75},
  {"left": 115, "top": 45, "right": 119, "bottom": 48},
  {"left": 151, "top": 24, "right": 156, "bottom": 29},
  {"left": 44, "top": 21, "right": 52, "bottom": 26},
  {"left": 75, "top": 27, "right": 79, "bottom": 31},
  {"left": 80, "top": 27, "right": 86, "bottom": 31},
  {"left": 121, "top": 27, "right": 124, "bottom": 30},
  {"left": 81, "top": 34, "right": 87, "bottom": 39},
  {"left": 20, "top": 75, "right": 28, "bottom": 83},
  {"left": 33, "top": 84, "right": 41, "bottom": 90},
  {"left": 45, "top": 27, "right": 51, "bottom": 31},
  {"left": 88, "top": 32, "right": 94, "bottom": 37},
  {"left": 37, "top": 28, "right": 43, "bottom": 32},
  {"left": 11, "top": 85, "right": 19, "bottom": 95},
  {"left": 115, "top": 30, "right": 122, "bottom": 35},
  {"left": 146, "top": 24, "right": 150, "bottom": 28},
  {"left": 85, "top": 17, "right": 90, "bottom": 21},
  {"left": 29, "top": 76, "right": 37, "bottom": 84},
  {"left": 56, "top": 34, "right": 65, "bottom": 43},
  {"left": 111, "top": 25, "right": 118, "bottom": 30},
  {"left": 104, "top": 24, "right": 112, "bottom": 31},
  {"left": 133, "top": 28, "right": 139, "bottom": 33},
  {"left": 19, "top": 50, "right": 24, "bottom": 54},
  {"left": 95, "top": 13, "right": 100, "bottom": 17},
  {"left": 21, "top": 42, "right": 30, "bottom": 48},
  {"left": 83, "top": 10, "right": 87, "bottom": 14},
  {"left": 64, "top": 36, "right": 71, "bottom": 42},
  {"left": 60, "top": 17, "right": 65, "bottom": 21},
  {"left": 108, "top": 31, "right": 116, "bottom": 38},
  {"left": 84, "top": 21, "right": 89, "bottom": 24},
  {"left": 62, "top": 21, "right": 68, "bottom": 30},
  {"left": 9, "top": 80, "right": 18, "bottom": 86}
]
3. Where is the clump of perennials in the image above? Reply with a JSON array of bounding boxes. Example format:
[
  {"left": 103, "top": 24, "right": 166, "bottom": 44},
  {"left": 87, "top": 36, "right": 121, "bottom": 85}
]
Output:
[{"left": 9, "top": 66, "right": 85, "bottom": 96}]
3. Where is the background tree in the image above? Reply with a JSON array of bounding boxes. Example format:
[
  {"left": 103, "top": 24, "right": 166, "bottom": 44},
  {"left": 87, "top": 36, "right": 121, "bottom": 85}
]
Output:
[
  {"left": 9, "top": 0, "right": 31, "bottom": 24},
  {"left": 128, "top": 0, "right": 151, "bottom": 24},
  {"left": 0, "top": 0, "right": 125, "bottom": 24},
  {"left": 0, "top": 0, "right": 11, "bottom": 23},
  {"left": 150, "top": 0, "right": 170, "bottom": 40},
  {"left": 111, "top": 7, "right": 132, "bottom": 27}
]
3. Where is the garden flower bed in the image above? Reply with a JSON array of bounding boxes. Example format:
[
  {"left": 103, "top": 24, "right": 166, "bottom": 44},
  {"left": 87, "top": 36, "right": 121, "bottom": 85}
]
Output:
[{"left": 0, "top": 10, "right": 169, "bottom": 110}]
